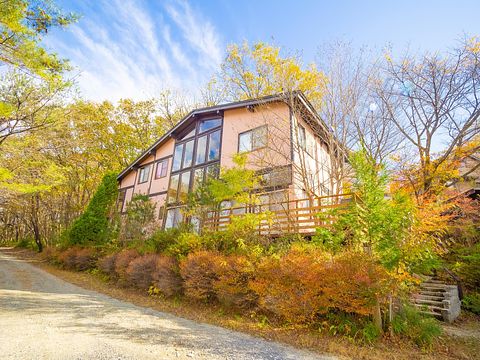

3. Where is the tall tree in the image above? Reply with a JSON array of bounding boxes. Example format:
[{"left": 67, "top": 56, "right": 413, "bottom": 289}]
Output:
[
  {"left": 376, "top": 38, "right": 480, "bottom": 196},
  {"left": 0, "top": 0, "right": 76, "bottom": 79}
]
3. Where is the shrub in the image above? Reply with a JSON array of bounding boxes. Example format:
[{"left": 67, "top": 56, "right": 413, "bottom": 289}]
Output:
[
  {"left": 166, "top": 232, "right": 202, "bottom": 258},
  {"left": 462, "top": 292, "right": 480, "bottom": 315},
  {"left": 68, "top": 172, "right": 118, "bottom": 246},
  {"left": 180, "top": 251, "right": 223, "bottom": 302},
  {"left": 392, "top": 304, "right": 442, "bottom": 347},
  {"left": 212, "top": 254, "right": 258, "bottom": 310},
  {"left": 125, "top": 254, "right": 157, "bottom": 289},
  {"left": 40, "top": 247, "right": 60, "bottom": 265},
  {"left": 250, "top": 249, "right": 392, "bottom": 324},
  {"left": 58, "top": 247, "right": 97, "bottom": 271},
  {"left": 97, "top": 253, "right": 118, "bottom": 278},
  {"left": 114, "top": 249, "right": 140, "bottom": 283},
  {"left": 250, "top": 248, "right": 330, "bottom": 323},
  {"left": 151, "top": 255, "right": 183, "bottom": 297}
]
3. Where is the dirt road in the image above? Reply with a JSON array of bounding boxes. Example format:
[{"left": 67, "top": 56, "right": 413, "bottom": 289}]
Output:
[{"left": 0, "top": 250, "right": 336, "bottom": 360}]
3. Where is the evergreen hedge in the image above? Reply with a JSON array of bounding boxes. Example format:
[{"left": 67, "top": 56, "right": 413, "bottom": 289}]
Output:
[{"left": 68, "top": 172, "right": 118, "bottom": 245}]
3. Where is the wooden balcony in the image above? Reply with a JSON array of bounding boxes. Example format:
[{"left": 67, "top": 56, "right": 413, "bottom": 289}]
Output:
[{"left": 203, "top": 193, "right": 352, "bottom": 235}]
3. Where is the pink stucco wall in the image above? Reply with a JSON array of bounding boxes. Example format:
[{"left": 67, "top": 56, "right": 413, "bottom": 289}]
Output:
[{"left": 221, "top": 102, "right": 291, "bottom": 170}]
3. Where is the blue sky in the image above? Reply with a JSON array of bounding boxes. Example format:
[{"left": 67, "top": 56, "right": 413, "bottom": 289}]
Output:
[{"left": 47, "top": 0, "right": 480, "bottom": 102}]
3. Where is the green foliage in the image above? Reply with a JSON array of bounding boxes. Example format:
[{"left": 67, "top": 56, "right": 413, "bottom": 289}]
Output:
[
  {"left": 322, "top": 312, "right": 381, "bottom": 343},
  {"left": 0, "top": 0, "right": 77, "bottom": 79},
  {"left": 314, "top": 149, "right": 416, "bottom": 270},
  {"left": 165, "top": 232, "right": 202, "bottom": 258},
  {"left": 67, "top": 172, "right": 118, "bottom": 245},
  {"left": 120, "top": 194, "right": 155, "bottom": 244},
  {"left": 462, "top": 292, "right": 480, "bottom": 314},
  {"left": 391, "top": 304, "right": 442, "bottom": 348},
  {"left": 452, "top": 243, "right": 480, "bottom": 289}
]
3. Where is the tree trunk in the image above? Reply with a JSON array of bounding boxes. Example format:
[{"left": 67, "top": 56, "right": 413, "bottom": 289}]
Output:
[
  {"left": 31, "top": 195, "right": 43, "bottom": 253},
  {"left": 373, "top": 300, "right": 383, "bottom": 333}
]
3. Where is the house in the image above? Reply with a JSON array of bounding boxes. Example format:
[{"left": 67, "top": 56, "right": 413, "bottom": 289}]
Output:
[
  {"left": 117, "top": 91, "right": 347, "bottom": 234},
  {"left": 450, "top": 152, "right": 480, "bottom": 198}
]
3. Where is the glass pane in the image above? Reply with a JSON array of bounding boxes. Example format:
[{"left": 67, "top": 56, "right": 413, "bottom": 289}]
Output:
[
  {"left": 199, "top": 118, "right": 221, "bottom": 133},
  {"left": 167, "top": 174, "right": 179, "bottom": 203},
  {"left": 139, "top": 165, "right": 150, "bottom": 183},
  {"left": 165, "top": 208, "right": 183, "bottom": 229},
  {"left": 253, "top": 126, "right": 267, "bottom": 149},
  {"left": 208, "top": 130, "right": 221, "bottom": 161},
  {"left": 239, "top": 132, "right": 251, "bottom": 152},
  {"left": 179, "top": 128, "right": 195, "bottom": 140},
  {"left": 172, "top": 144, "right": 183, "bottom": 172},
  {"left": 183, "top": 140, "right": 194, "bottom": 168},
  {"left": 195, "top": 135, "right": 207, "bottom": 164},
  {"left": 160, "top": 159, "right": 168, "bottom": 177},
  {"left": 193, "top": 168, "right": 205, "bottom": 190},
  {"left": 178, "top": 171, "right": 191, "bottom": 202},
  {"left": 206, "top": 163, "right": 220, "bottom": 179},
  {"left": 298, "top": 125, "right": 306, "bottom": 150}
]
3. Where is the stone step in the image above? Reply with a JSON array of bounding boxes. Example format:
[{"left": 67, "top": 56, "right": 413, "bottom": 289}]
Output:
[
  {"left": 417, "top": 310, "right": 443, "bottom": 318},
  {"left": 413, "top": 298, "right": 445, "bottom": 306},
  {"left": 412, "top": 294, "right": 444, "bottom": 301},
  {"left": 420, "top": 284, "right": 448, "bottom": 291},
  {"left": 413, "top": 303, "right": 444, "bottom": 312},
  {"left": 419, "top": 290, "right": 447, "bottom": 296}
]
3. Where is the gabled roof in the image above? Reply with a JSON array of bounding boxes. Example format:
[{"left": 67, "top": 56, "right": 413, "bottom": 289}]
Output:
[{"left": 117, "top": 91, "right": 331, "bottom": 181}]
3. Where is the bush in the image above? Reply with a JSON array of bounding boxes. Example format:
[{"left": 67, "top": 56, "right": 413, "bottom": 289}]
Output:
[
  {"left": 179, "top": 251, "right": 223, "bottom": 302},
  {"left": 40, "top": 247, "right": 60, "bottom": 265},
  {"left": 392, "top": 304, "right": 442, "bottom": 347},
  {"left": 462, "top": 292, "right": 480, "bottom": 315},
  {"left": 250, "top": 249, "right": 392, "bottom": 324},
  {"left": 250, "top": 248, "right": 330, "bottom": 323},
  {"left": 151, "top": 255, "right": 183, "bottom": 298},
  {"left": 68, "top": 172, "right": 118, "bottom": 246},
  {"left": 212, "top": 254, "right": 258, "bottom": 310},
  {"left": 58, "top": 247, "right": 97, "bottom": 271},
  {"left": 114, "top": 249, "right": 140, "bottom": 283},
  {"left": 166, "top": 232, "right": 202, "bottom": 258},
  {"left": 125, "top": 254, "right": 157, "bottom": 289},
  {"left": 97, "top": 253, "right": 118, "bottom": 278}
]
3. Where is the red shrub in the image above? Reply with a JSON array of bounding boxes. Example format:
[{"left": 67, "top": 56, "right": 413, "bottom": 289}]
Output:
[
  {"left": 125, "top": 254, "right": 158, "bottom": 289},
  {"left": 179, "top": 251, "right": 223, "bottom": 302},
  {"left": 97, "top": 253, "right": 117, "bottom": 277},
  {"left": 152, "top": 255, "right": 182, "bottom": 298},
  {"left": 250, "top": 248, "right": 330, "bottom": 323},
  {"left": 114, "top": 249, "right": 140, "bottom": 283},
  {"left": 213, "top": 255, "right": 258, "bottom": 310},
  {"left": 58, "top": 247, "right": 96, "bottom": 271},
  {"left": 250, "top": 249, "right": 393, "bottom": 324}
]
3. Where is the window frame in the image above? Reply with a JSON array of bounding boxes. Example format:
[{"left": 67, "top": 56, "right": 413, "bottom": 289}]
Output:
[
  {"left": 237, "top": 125, "right": 268, "bottom": 153},
  {"left": 138, "top": 164, "right": 152, "bottom": 184},
  {"left": 155, "top": 158, "right": 169, "bottom": 179},
  {"left": 166, "top": 117, "right": 223, "bottom": 206}
]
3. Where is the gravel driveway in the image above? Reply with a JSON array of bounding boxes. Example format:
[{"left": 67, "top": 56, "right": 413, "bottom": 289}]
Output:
[{"left": 0, "top": 251, "right": 336, "bottom": 360}]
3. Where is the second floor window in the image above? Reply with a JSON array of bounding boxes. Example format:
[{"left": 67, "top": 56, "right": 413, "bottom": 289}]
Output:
[
  {"left": 138, "top": 165, "right": 151, "bottom": 184},
  {"left": 238, "top": 125, "right": 267, "bottom": 153},
  {"left": 155, "top": 159, "right": 169, "bottom": 179},
  {"left": 298, "top": 125, "right": 306, "bottom": 151}
]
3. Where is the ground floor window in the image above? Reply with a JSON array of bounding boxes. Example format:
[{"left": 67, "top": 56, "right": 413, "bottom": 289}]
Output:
[{"left": 164, "top": 207, "right": 183, "bottom": 229}]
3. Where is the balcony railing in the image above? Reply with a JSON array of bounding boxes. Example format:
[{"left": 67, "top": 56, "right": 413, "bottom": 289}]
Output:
[{"left": 203, "top": 193, "right": 352, "bottom": 235}]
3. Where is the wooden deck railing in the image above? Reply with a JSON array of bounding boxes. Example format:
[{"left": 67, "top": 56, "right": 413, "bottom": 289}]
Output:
[{"left": 203, "top": 193, "right": 352, "bottom": 235}]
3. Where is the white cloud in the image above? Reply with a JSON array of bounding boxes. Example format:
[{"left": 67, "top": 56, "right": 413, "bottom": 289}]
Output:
[
  {"left": 165, "top": 0, "right": 223, "bottom": 70},
  {"left": 46, "top": 0, "right": 223, "bottom": 102}
]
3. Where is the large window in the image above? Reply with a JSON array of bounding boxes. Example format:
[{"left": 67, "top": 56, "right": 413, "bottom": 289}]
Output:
[
  {"left": 238, "top": 125, "right": 267, "bottom": 153},
  {"left": 167, "top": 117, "right": 222, "bottom": 206},
  {"left": 155, "top": 159, "right": 169, "bottom": 179},
  {"left": 138, "top": 164, "right": 151, "bottom": 184}
]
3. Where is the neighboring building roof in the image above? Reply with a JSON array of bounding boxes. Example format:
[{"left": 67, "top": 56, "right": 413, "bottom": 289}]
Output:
[{"left": 117, "top": 91, "right": 332, "bottom": 181}]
